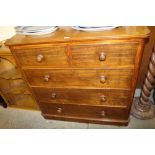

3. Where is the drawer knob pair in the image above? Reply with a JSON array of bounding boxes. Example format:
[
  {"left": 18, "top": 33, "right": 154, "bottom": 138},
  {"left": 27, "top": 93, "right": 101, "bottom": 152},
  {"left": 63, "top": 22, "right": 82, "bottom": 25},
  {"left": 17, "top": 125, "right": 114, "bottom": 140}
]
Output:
[
  {"left": 99, "top": 52, "right": 106, "bottom": 61},
  {"left": 36, "top": 54, "right": 44, "bottom": 62},
  {"left": 37, "top": 53, "right": 106, "bottom": 62}
]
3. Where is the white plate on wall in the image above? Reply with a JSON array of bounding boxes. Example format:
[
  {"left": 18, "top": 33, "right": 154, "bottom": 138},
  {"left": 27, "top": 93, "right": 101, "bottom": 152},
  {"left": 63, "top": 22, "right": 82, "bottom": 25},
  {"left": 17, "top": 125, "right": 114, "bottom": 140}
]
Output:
[{"left": 72, "top": 26, "right": 118, "bottom": 31}]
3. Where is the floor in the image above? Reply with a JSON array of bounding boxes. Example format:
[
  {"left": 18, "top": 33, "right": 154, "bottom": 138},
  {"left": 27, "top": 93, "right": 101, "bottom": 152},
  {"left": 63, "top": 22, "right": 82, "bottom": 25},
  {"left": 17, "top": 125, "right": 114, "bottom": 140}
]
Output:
[
  {"left": 0, "top": 89, "right": 155, "bottom": 129},
  {"left": 0, "top": 107, "right": 155, "bottom": 129}
]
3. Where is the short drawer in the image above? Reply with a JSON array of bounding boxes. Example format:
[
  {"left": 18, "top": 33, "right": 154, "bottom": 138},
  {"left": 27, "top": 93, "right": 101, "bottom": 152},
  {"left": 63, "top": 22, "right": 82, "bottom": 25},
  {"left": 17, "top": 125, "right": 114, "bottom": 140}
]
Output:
[
  {"left": 24, "top": 69, "right": 133, "bottom": 89},
  {"left": 70, "top": 42, "right": 138, "bottom": 68},
  {"left": 32, "top": 87, "right": 131, "bottom": 106},
  {"left": 12, "top": 44, "right": 69, "bottom": 67},
  {"left": 39, "top": 102, "right": 129, "bottom": 120}
]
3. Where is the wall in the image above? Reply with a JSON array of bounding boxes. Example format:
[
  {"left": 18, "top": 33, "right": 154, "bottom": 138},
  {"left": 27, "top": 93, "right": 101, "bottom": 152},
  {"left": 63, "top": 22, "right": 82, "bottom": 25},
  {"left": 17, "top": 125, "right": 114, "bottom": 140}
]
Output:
[{"left": 0, "top": 27, "right": 15, "bottom": 42}]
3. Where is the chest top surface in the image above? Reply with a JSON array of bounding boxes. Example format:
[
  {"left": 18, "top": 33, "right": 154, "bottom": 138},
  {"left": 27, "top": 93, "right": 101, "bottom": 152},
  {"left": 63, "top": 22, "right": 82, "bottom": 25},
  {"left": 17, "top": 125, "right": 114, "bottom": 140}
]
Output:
[{"left": 5, "top": 26, "right": 150, "bottom": 46}]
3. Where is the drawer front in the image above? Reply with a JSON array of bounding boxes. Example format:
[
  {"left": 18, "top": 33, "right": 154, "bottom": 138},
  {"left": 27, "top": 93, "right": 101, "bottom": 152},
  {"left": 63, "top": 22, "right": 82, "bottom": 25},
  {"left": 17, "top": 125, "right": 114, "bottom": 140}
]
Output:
[
  {"left": 70, "top": 43, "right": 138, "bottom": 68},
  {"left": 13, "top": 42, "right": 138, "bottom": 68},
  {"left": 13, "top": 45, "right": 69, "bottom": 67},
  {"left": 39, "top": 102, "right": 129, "bottom": 120},
  {"left": 24, "top": 69, "right": 133, "bottom": 89},
  {"left": 32, "top": 87, "right": 131, "bottom": 106}
]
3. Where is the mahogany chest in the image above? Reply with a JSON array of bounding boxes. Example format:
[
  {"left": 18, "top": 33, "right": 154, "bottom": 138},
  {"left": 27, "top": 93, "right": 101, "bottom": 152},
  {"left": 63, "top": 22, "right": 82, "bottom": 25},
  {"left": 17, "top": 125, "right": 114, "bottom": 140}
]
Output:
[{"left": 6, "top": 26, "right": 150, "bottom": 125}]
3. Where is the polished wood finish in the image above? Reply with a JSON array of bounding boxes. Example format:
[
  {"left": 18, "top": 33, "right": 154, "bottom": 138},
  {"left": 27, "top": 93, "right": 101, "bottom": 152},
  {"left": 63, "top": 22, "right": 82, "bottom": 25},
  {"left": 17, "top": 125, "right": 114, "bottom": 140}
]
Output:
[
  {"left": 11, "top": 42, "right": 138, "bottom": 68},
  {"left": 13, "top": 45, "right": 68, "bottom": 67},
  {"left": 6, "top": 26, "right": 150, "bottom": 125},
  {"left": 69, "top": 43, "right": 137, "bottom": 68},
  {"left": 131, "top": 45, "right": 155, "bottom": 119},
  {"left": 24, "top": 68, "right": 133, "bottom": 89},
  {"left": 40, "top": 102, "right": 129, "bottom": 124},
  {"left": 0, "top": 44, "right": 39, "bottom": 110},
  {"left": 32, "top": 87, "right": 131, "bottom": 106},
  {"left": 43, "top": 113, "right": 128, "bottom": 125}
]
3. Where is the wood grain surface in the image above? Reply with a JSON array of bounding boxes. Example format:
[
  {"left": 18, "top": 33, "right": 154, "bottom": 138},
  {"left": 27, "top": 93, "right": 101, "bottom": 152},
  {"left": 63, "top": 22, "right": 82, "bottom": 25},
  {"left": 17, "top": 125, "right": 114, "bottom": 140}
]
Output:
[
  {"left": 24, "top": 68, "right": 133, "bottom": 89},
  {"left": 11, "top": 42, "right": 138, "bottom": 68},
  {"left": 32, "top": 87, "right": 131, "bottom": 106},
  {"left": 6, "top": 26, "right": 150, "bottom": 125}
]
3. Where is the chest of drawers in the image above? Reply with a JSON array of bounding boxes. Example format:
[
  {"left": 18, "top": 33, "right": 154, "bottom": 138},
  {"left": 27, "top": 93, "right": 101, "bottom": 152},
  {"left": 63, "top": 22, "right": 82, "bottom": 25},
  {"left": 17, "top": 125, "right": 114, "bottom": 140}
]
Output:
[{"left": 6, "top": 26, "right": 150, "bottom": 125}]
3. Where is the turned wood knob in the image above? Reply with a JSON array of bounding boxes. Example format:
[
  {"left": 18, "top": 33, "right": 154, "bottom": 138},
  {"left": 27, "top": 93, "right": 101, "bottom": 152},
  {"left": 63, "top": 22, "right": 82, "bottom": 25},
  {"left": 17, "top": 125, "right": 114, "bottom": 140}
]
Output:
[
  {"left": 36, "top": 54, "right": 44, "bottom": 62},
  {"left": 100, "top": 75, "right": 106, "bottom": 83},
  {"left": 57, "top": 108, "right": 62, "bottom": 113},
  {"left": 100, "top": 95, "right": 106, "bottom": 102},
  {"left": 99, "top": 52, "right": 106, "bottom": 61},
  {"left": 51, "top": 92, "right": 57, "bottom": 99},
  {"left": 44, "top": 74, "right": 50, "bottom": 81},
  {"left": 101, "top": 111, "right": 106, "bottom": 117}
]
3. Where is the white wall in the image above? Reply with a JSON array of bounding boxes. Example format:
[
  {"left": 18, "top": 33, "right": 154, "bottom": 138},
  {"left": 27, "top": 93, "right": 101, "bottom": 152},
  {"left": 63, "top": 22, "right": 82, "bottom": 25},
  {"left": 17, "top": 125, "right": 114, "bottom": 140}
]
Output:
[{"left": 0, "top": 27, "right": 16, "bottom": 42}]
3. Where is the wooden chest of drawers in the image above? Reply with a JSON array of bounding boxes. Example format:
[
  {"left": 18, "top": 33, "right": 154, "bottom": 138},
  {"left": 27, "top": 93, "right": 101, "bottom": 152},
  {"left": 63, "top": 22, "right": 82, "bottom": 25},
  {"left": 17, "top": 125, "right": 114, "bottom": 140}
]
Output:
[{"left": 6, "top": 26, "right": 150, "bottom": 125}]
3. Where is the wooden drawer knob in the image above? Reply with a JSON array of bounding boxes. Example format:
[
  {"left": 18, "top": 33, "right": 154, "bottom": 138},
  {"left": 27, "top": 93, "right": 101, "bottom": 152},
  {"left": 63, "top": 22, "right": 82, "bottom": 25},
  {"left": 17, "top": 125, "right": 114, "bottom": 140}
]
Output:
[
  {"left": 99, "top": 52, "right": 106, "bottom": 61},
  {"left": 57, "top": 108, "right": 62, "bottom": 113},
  {"left": 51, "top": 92, "right": 57, "bottom": 99},
  {"left": 36, "top": 54, "right": 44, "bottom": 62},
  {"left": 44, "top": 74, "right": 50, "bottom": 81},
  {"left": 101, "top": 111, "right": 106, "bottom": 117},
  {"left": 100, "top": 75, "right": 106, "bottom": 83},
  {"left": 100, "top": 95, "right": 106, "bottom": 102}
]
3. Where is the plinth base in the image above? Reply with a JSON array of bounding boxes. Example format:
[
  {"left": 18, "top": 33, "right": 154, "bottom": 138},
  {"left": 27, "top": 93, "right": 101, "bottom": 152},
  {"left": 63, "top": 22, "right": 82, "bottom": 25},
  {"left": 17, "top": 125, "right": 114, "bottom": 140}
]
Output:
[{"left": 131, "top": 97, "right": 155, "bottom": 120}]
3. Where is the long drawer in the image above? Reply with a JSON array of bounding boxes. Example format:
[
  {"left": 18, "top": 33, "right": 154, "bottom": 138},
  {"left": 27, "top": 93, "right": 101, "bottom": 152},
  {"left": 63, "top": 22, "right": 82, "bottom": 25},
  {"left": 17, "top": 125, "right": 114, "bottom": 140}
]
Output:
[
  {"left": 39, "top": 102, "right": 129, "bottom": 121},
  {"left": 32, "top": 87, "right": 131, "bottom": 106},
  {"left": 24, "top": 69, "right": 133, "bottom": 89},
  {"left": 13, "top": 42, "right": 138, "bottom": 68}
]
